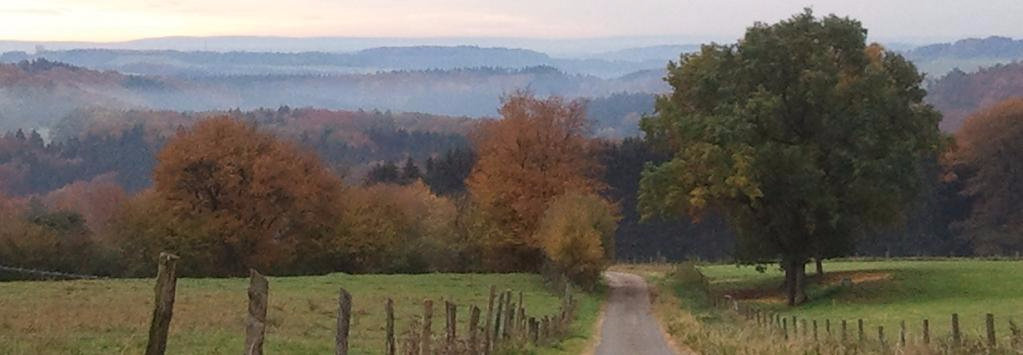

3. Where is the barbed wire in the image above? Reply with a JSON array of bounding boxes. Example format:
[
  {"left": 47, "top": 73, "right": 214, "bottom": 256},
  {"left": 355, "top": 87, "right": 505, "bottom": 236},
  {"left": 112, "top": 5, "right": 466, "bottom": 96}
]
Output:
[{"left": 0, "top": 265, "right": 101, "bottom": 280}]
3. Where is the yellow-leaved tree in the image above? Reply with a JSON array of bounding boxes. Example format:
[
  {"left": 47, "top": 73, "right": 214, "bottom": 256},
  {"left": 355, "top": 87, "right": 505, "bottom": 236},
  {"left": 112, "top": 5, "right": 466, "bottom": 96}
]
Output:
[{"left": 536, "top": 192, "right": 619, "bottom": 289}]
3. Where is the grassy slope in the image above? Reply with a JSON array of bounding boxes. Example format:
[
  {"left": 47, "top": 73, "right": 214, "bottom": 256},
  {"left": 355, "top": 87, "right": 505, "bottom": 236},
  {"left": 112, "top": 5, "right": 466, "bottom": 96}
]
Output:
[
  {"left": 0, "top": 273, "right": 601, "bottom": 355},
  {"left": 701, "top": 260, "right": 1023, "bottom": 341}
]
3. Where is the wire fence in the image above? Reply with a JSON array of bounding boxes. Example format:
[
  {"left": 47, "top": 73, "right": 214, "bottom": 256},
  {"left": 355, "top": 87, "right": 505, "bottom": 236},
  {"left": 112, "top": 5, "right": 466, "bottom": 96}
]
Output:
[{"left": 0, "top": 265, "right": 101, "bottom": 280}]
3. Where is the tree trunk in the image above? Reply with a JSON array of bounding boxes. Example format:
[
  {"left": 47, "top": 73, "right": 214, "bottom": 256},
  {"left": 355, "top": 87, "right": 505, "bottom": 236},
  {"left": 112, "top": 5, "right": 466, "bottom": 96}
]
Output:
[
  {"left": 784, "top": 258, "right": 808, "bottom": 306},
  {"left": 815, "top": 258, "right": 824, "bottom": 278}
]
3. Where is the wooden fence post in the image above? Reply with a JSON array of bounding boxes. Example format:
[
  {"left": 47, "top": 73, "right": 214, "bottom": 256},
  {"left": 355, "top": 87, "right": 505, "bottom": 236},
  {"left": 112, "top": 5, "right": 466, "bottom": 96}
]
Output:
[
  {"left": 986, "top": 313, "right": 996, "bottom": 347},
  {"left": 841, "top": 320, "right": 848, "bottom": 342},
  {"left": 493, "top": 292, "right": 505, "bottom": 347},
  {"left": 878, "top": 326, "right": 885, "bottom": 348},
  {"left": 484, "top": 286, "right": 495, "bottom": 354},
  {"left": 336, "top": 288, "right": 352, "bottom": 355},
  {"left": 385, "top": 298, "right": 396, "bottom": 355},
  {"left": 899, "top": 320, "right": 906, "bottom": 348},
  {"left": 922, "top": 319, "right": 930, "bottom": 345},
  {"left": 446, "top": 301, "right": 457, "bottom": 353},
  {"left": 826, "top": 319, "right": 831, "bottom": 337},
  {"left": 529, "top": 317, "right": 538, "bottom": 344},
  {"left": 802, "top": 319, "right": 808, "bottom": 338},
  {"left": 518, "top": 292, "right": 525, "bottom": 337},
  {"left": 783, "top": 318, "right": 789, "bottom": 340},
  {"left": 952, "top": 313, "right": 961, "bottom": 347},
  {"left": 244, "top": 270, "right": 269, "bottom": 355},
  {"left": 813, "top": 320, "right": 818, "bottom": 341},
  {"left": 504, "top": 297, "right": 514, "bottom": 339},
  {"left": 468, "top": 305, "right": 481, "bottom": 354},
  {"left": 145, "top": 252, "right": 179, "bottom": 355},
  {"left": 858, "top": 319, "right": 865, "bottom": 342},
  {"left": 422, "top": 299, "right": 433, "bottom": 355},
  {"left": 792, "top": 316, "right": 798, "bottom": 337}
]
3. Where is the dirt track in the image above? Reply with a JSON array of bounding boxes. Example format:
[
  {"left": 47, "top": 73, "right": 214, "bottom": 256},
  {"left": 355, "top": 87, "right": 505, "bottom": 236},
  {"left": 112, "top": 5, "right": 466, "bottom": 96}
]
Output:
[{"left": 594, "top": 271, "right": 679, "bottom": 355}]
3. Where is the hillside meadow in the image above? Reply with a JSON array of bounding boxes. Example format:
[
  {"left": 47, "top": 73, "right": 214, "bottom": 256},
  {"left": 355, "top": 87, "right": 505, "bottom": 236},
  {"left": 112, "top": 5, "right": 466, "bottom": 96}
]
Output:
[
  {"left": 619, "top": 259, "right": 1023, "bottom": 354},
  {"left": 0, "top": 273, "right": 601, "bottom": 355}
]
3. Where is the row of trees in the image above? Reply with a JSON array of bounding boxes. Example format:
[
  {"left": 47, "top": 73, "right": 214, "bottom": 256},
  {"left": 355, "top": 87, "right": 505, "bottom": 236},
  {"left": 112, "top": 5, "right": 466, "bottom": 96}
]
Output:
[{"left": 0, "top": 93, "right": 617, "bottom": 288}]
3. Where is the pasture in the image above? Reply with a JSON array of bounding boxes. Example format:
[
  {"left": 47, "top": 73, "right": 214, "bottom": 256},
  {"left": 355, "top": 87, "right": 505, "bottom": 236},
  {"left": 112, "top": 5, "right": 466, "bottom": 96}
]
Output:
[{"left": 0, "top": 273, "right": 601, "bottom": 354}]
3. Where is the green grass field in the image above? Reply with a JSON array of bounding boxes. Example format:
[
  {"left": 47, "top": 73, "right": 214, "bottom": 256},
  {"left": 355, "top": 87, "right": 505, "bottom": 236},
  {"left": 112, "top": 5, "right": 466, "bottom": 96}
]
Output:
[
  {"left": 701, "top": 259, "right": 1023, "bottom": 344},
  {"left": 0, "top": 273, "right": 601, "bottom": 355}
]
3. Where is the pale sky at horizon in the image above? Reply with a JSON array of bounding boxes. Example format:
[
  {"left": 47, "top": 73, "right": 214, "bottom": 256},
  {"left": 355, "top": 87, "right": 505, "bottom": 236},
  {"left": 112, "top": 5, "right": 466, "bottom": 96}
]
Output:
[{"left": 2, "top": 0, "right": 1021, "bottom": 43}]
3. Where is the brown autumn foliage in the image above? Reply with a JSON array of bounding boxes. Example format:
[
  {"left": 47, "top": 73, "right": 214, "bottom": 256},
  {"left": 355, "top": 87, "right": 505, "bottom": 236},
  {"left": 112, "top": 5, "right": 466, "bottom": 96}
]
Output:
[
  {"left": 467, "top": 92, "right": 605, "bottom": 271},
  {"left": 151, "top": 116, "right": 344, "bottom": 275},
  {"left": 927, "top": 62, "right": 1023, "bottom": 132},
  {"left": 951, "top": 97, "right": 1023, "bottom": 254},
  {"left": 338, "top": 181, "right": 467, "bottom": 272},
  {"left": 42, "top": 173, "right": 128, "bottom": 240}
]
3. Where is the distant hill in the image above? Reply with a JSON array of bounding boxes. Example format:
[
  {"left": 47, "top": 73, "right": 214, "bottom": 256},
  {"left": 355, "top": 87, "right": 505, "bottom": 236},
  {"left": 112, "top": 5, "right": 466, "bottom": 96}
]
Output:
[
  {"left": 0, "top": 46, "right": 678, "bottom": 78},
  {"left": 906, "top": 36, "right": 1023, "bottom": 77},
  {"left": 926, "top": 62, "right": 1023, "bottom": 131},
  {"left": 0, "top": 59, "right": 669, "bottom": 135}
]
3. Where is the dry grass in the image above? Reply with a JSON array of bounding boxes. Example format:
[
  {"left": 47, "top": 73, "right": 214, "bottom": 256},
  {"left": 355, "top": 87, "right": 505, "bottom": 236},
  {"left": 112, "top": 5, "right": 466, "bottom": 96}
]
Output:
[{"left": 0, "top": 273, "right": 602, "bottom": 354}]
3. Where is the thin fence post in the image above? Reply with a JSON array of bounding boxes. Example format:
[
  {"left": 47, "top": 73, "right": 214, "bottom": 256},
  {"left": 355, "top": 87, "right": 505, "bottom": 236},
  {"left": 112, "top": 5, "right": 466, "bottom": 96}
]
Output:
[
  {"left": 783, "top": 317, "right": 789, "bottom": 340},
  {"left": 923, "top": 319, "right": 930, "bottom": 345},
  {"left": 899, "top": 320, "right": 906, "bottom": 348},
  {"left": 841, "top": 320, "right": 848, "bottom": 342},
  {"left": 802, "top": 319, "right": 808, "bottom": 339},
  {"left": 986, "top": 313, "right": 996, "bottom": 347},
  {"left": 792, "top": 316, "right": 798, "bottom": 337},
  {"left": 145, "top": 252, "right": 179, "bottom": 355},
  {"left": 878, "top": 326, "right": 885, "bottom": 349},
  {"left": 422, "top": 299, "right": 433, "bottom": 355},
  {"left": 468, "top": 306, "right": 481, "bottom": 354},
  {"left": 385, "top": 298, "right": 396, "bottom": 355},
  {"left": 244, "top": 270, "right": 269, "bottom": 355},
  {"left": 493, "top": 292, "right": 505, "bottom": 347},
  {"left": 858, "top": 319, "right": 865, "bottom": 343},
  {"left": 813, "top": 320, "right": 818, "bottom": 341},
  {"left": 484, "top": 286, "right": 495, "bottom": 354},
  {"left": 529, "top": 317, "right": 538, "bottom": 344},
  {"left": 826, "top": 319, "right": 831, "bottom": 337},
  {"left": 336, "top": 288, "right": 351, "bottom": 355},
  {"left": 952, "top": 313, "right": 961, "bottom": 347},
  {"left": 446, "top": 301, "right": 456, "bottom": 353}
]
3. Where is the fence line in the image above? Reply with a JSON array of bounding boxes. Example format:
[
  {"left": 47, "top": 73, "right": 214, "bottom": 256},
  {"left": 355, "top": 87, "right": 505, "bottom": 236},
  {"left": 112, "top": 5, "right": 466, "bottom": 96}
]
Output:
[
  {"left": 137, "top": 252, "right": 579, "bottom": 355},
  {"left": 714, "top": 292, "right": 1023, "bottom": 353}
]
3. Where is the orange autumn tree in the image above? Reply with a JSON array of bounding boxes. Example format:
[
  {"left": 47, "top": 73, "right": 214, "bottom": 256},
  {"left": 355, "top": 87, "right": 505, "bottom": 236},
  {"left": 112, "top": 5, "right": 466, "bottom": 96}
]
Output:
[
  {"left": 467, "top": 92, "right": 604, "bottom": 270},
  {"left": 152, "top": 116, "right": 343, "bottom": 275}
]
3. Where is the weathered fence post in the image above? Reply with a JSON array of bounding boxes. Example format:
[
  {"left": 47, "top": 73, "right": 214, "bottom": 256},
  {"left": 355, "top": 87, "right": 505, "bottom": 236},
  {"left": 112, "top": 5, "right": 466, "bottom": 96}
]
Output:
[
  {"left": 899, "top": 320, "right": 906, "bottom": 348},
  {"left": 802, "top": 319, "right": 808, "bottom": 338},
  {"left": 336, "top": 288, "right": 352, "bottom": 355},
  {"left": 841, "top": 320, "right": 848, "bottom": 342},
  {"left": 529, "top": 317, "right": 538, "bottom": 344},
  {"left": 952, "top": 313, "right": 961, "bottom": 347},
  {"left": 504, "top": 297, "right": 514, "bottom": 339},
  {"left": 1010, "top": 319, "right": 1020, "bottom": 348},
  {"left": 826, "top": 319, "right": 831, "bottom": 337},
  {"left": 385, "top": 298, "right": 396, "bottom": 355},
  {"left": 858, "top": 319, "right": 865, "bottom": 342},
  {"left": 468, "top": 305, "right": 481, "bottom": 354},
  {"left": 792, "top": 316, "right": 798, "bottom": 337},
  {"left": 783, "top": 317, "right": 789, "bottom": 340},
  {"left": 813, "top": 320, "right": 818, "bottom": 341},
  {"left": 878, "top": 326, "right": 885, "bottom": 348},
  {"left": 986, "top": 313, "right": 996, "bottom": 347},
  {"left": 922, "top": 319, "right": 930, "bottom": 345},
  {"left": 145, "top": 252, "right": 179, "bottom": 355},
  {"left": 422, "top": 299, "right": 433, "bottom": 355},
  {"left": 245, "top": 270, "right": 269, "bottom": 355},
  {"left": 446, "top": 301, "right": 457, "bottom": 353},
  {"left": 493, "top": 292, "right": 505, "bottom": 347},
  {"left": 484, "top": 286, "right": 495, "bottom": 354}
]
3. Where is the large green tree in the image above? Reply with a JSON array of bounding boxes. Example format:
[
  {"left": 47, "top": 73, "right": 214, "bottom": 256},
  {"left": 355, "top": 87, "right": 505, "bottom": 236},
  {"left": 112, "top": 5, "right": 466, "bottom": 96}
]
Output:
[{"left": 639, "top": 10, "right": 942, "bottom": 305}]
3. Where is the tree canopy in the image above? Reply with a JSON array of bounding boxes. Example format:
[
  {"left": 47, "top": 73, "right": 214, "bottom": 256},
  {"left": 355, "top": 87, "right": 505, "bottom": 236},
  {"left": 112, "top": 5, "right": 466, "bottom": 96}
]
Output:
[
  {"left": 951, "top": 98, "right": 1023, "bottom": 255},
  {"left": 639, "top": 10, "right": 942, "bottom": 305}
]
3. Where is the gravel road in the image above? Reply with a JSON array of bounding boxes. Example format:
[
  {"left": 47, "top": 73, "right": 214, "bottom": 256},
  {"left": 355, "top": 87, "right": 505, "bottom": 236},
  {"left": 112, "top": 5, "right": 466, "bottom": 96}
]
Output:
[{"left": 594, "top": 271, "right": 679, "bottom": 355}]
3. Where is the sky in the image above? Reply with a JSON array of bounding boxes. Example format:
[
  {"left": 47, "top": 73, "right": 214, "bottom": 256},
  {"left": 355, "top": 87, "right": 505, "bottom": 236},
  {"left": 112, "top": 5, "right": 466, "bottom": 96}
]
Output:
[{"left": 1, "top": 0, "right": 1021, "bottom": 43}]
